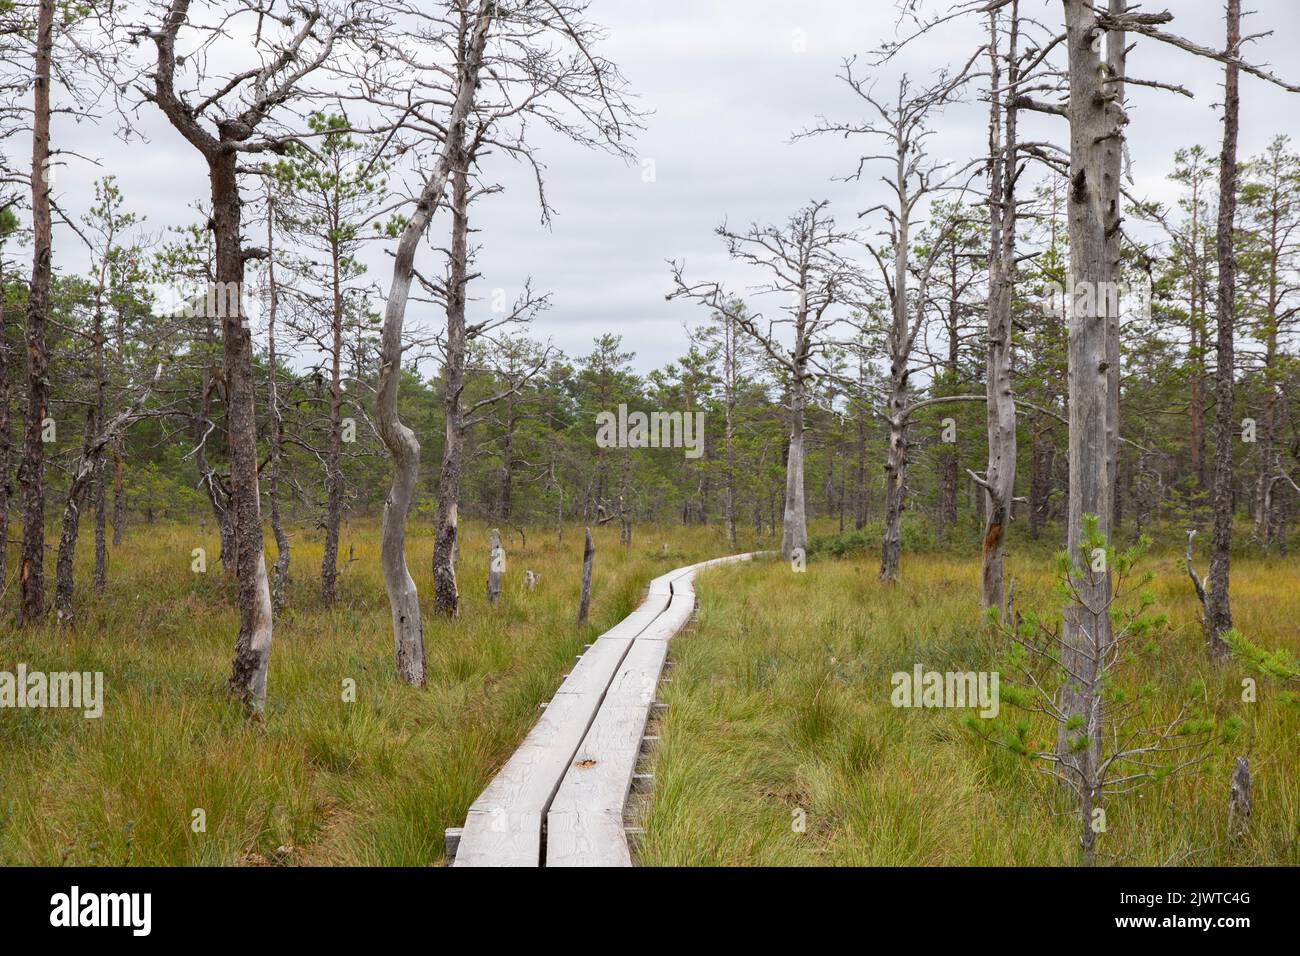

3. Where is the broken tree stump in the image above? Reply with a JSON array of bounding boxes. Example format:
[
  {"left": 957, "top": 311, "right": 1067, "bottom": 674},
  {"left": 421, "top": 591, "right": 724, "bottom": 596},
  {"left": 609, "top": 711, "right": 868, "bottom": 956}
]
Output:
[
  {"left": 577, "top": 527, "right": 594, "bottom": 623},
  {"left": 1228, "top": 756, "right": 1251, "bottom": 841},
  {"left": 487, "top": 528, "right": 504, "bottom": 605}
]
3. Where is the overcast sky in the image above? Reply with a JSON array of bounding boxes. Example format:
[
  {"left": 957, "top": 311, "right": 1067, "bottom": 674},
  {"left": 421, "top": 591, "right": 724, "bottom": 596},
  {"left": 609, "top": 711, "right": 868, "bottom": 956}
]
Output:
[{"left": 43, "top": 0, "right": 1300, "bottom": 374}]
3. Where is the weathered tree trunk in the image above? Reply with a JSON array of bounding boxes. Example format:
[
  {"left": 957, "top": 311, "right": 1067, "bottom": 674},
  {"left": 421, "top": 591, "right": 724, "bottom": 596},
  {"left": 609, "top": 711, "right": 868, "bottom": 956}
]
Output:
[
  {"left": 980, "top": 5, "right": 1020, "bottom": 612},
  {"left": 320, "top": 234, "right": 345, "bottom": 605},
  {"left": 879, "top": 126, "right": 918, "bottom": 586},
  {"left": 780, "top": 378, "right": 807, "bottom": 559},
  {"left": 0, "top": 256, "right": 13, "bottom": 589},
  {"left": 377, "top": 246, "right": 426, "bottom": 689},
  {"left": 577, "top": 527, "right": 594, "bottom": 623},
  {"left": 432, "top": 153, "right": 470, "bottom": 619},
  {"left": 1057, "top": 0, "right": 1115, "bottom": 798},
  {"left": 376, "top": 1, "right": 492, "bottom": 682},
  {"left": 265, "top": 202, "right": 290, "bottom": 613},
  {"left": 1102, "top": 0, "right": 1125, "bottom": 538},
  {"left": 1227, "top": 756, "right": 1251, "bottom": 840},
  {"left": 211, "top": 149, "right": 275, "bottom": 712},
  {"left": 880, "top": 407, "right": 907, "bottom": 583},
  {"left": 1205, "top": 0, "right": 1241, "bottom": 661},
  {"left": 487, "top": 528, "right": 503, "bottom": 604},
  {"left": 19, "top": 0, "right": 54, "bottom": 624}
]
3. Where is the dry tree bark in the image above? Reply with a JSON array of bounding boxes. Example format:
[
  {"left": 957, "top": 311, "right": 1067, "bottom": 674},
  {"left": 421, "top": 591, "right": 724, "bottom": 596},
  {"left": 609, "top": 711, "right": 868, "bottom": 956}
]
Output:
[
  {"left": 980, "top": 4, "right": 1020, "bottom": 613},
  {"left": 487, "top": 528, "right": 503, "bottom": 605},
  {"left": 140, "top": 1, "right": 349, "bottom": 709},
  {"left": 1227, "top": 756, "right": 1251, "bottom": 840},
  {"left": 1204, "top": 0, "right": 1241, "bottom": 661},
  {"left": 577, "top": 527, "right": 594, "bottom": 624},
  {"left": 1056, "top": 0, "right": 1116, "bottom": 834},
  {"left": 374, "top": 0, "right": 496, "bottom": 682},
  {"left": 431, "top": 151, "right": 471, "bottom": 619},
  {"left": 18, "top": 0, "right": 54, "bottom": 624}
]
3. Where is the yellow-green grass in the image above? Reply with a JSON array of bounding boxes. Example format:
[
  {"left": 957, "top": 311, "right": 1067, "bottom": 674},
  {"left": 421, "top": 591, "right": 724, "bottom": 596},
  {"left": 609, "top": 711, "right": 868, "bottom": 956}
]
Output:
[
  {"left": 639, "top": 548, "right": 1300, "bottom": 866},
  {"left": 0, "top": 518, "right": 750, "bottom": 866}
]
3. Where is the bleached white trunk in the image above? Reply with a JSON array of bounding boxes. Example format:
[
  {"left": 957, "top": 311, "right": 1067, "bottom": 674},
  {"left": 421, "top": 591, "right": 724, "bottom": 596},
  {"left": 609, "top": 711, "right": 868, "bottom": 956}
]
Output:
[
  {"left": 1058, "top": 0, "right": 1115, "bottom": 804},
  {"left": 375, "top": 3, "right": 495, "bottom": 685},
  {"left": 780, "top": 382, "right": 807, "bottom": 560},
  {"left": 981, "top": 7, "right": 1019, "bottom": 613}
]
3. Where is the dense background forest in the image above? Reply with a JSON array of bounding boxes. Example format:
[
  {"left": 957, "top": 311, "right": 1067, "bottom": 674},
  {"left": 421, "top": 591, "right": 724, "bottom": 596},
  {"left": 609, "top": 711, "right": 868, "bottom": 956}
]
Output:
[{"left": 3, "top": 134, "right": 1297, "bottom": 592}]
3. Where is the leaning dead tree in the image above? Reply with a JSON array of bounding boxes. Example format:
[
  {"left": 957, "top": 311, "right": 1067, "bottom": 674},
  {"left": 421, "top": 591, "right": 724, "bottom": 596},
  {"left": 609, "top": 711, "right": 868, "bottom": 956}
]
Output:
[
  {"left": 670, "top": 201, "right": 859, "bottom": 560},
  {"left": 353, "top": 0, "right": 637, "bottom": 625},
  {"left": 54, "top": 361, "right": 167, "bottom": 621},
  {"left": 361, "top": 0, "right": 496, "bottom": 684},
  {"left": 136, "top": 0, "right": 354, "bottom": 710}
]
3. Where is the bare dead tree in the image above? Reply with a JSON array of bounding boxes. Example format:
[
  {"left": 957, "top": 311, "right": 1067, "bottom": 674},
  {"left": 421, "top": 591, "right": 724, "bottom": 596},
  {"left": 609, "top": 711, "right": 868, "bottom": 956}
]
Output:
[
  {"left": 670, "top": 201, "right": 859, "bottom": 560},
  {"left": 977, "top": 0, "right": 1300, "bottom": 796},
  {"left": 54, "top": 361, "right": 167, "bottom": 621},
  {"left": 799, "top": 63, "right": 977, "bottom": 582},
  {"left": 979, "top": 3, "right": 1021, "bottom": 613},
  {"left": 363, "top": 0, "right": 494, "bottom": 684},
  {"left": 262, "top": 187, "right": 290, "bottom": 612}
]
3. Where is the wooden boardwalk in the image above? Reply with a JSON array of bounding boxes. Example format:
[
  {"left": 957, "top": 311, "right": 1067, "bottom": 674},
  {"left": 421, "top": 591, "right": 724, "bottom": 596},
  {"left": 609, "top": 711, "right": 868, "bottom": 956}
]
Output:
[{"left": 448, "top": 552, "right": 758, "bottom": 867}]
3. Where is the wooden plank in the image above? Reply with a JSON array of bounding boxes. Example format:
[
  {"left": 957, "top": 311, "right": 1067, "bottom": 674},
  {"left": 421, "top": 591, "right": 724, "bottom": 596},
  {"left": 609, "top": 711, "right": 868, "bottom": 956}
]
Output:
[
  {"left": 453, "top": 690, "right": 601, "bottom": 866},
  {"left": 635, "top": 589, "right": 696, "bottom": 641},
  {"left": 547, "top": 641, "right": 670, "bottom": 867}
]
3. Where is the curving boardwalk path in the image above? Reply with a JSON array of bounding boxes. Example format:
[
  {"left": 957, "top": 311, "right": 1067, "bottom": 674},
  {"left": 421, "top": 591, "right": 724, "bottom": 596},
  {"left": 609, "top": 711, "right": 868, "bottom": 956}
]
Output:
[{"left": 448, "top": 552, "right": 760, "bottom": 867}]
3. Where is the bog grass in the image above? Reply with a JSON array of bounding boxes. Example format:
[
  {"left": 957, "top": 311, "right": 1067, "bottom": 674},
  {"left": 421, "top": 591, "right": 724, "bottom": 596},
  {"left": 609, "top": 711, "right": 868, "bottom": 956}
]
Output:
[
  {"left": 0, "top": 518, "right": 735, "bottom": 865},
  {"left": 2, "top": 517, "right": 1294, "bottom": 866},
  {"left": 638, "top": 535, "right": 1300, "bottom": 866}
]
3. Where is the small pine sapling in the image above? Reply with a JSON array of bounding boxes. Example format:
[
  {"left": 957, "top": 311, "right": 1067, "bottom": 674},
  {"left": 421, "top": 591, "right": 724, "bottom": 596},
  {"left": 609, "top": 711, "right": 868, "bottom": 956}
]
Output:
[{"left": 967, "top": 518, "right": 1240, "bottom": 864}]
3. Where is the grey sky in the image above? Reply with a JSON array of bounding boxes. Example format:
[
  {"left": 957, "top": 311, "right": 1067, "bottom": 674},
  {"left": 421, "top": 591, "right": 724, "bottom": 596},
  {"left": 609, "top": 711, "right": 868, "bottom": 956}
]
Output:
[{"left": 43, "top": 0, "right": 1300, "bottom": 374}]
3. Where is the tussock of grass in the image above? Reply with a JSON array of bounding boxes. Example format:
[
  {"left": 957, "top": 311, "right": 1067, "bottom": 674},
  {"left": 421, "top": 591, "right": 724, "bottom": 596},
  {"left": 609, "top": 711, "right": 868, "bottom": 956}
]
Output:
[
  {"left": 639, "top": 548, "right": 1300, "bottom": 866},
  {"left": 0, "top": 519, "right": 751, "bottom": 866}
]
